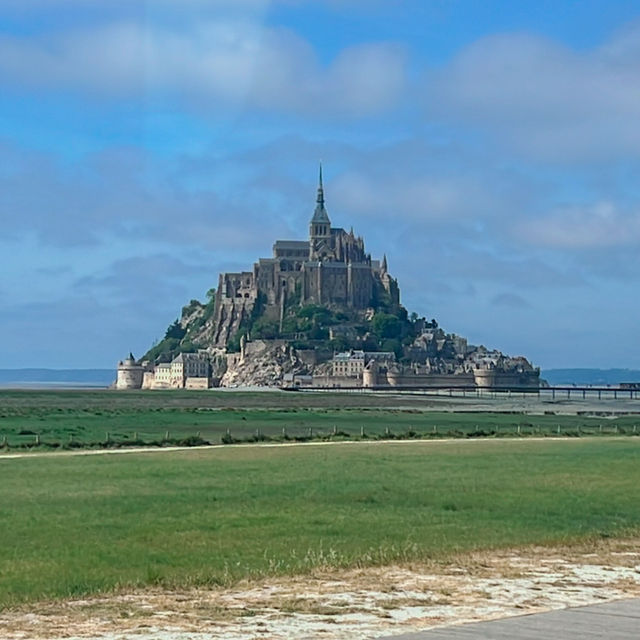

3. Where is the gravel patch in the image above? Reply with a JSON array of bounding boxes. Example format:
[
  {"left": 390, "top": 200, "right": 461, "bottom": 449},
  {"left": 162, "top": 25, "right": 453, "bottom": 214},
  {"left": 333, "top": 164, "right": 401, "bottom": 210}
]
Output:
[{"left": 3, "top": 541, "right": 640, "bottom": 639}]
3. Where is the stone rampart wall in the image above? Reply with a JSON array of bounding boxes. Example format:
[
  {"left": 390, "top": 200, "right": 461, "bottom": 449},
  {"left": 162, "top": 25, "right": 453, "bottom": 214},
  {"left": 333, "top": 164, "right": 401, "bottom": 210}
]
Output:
[
  {"left": 473, "top": 370, "right": 540, "bottom": 389},
  {"left": 312, "top": 375, "right": 362, "bottom": 389},
  {"left": 385, "top": 372, "right": 476, "bottom": 388},
  {"left": 185, "top": 377, "right": 210, "bottom": 390}
]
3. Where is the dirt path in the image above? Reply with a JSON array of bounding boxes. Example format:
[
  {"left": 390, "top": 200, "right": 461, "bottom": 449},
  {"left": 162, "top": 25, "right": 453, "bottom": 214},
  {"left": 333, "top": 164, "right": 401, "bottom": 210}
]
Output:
[
  {"left": 0, "top": 436, "right": 584, "bottom": 461},
  {"left": 3, "top": 540, "right": 640, "bottom": 639}
]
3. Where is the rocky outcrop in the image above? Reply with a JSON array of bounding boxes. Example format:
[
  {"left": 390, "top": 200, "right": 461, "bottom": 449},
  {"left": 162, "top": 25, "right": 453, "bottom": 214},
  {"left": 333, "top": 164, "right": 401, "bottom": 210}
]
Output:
[{"left": 220, "top": 340, "right": 310, "bottom": 387}]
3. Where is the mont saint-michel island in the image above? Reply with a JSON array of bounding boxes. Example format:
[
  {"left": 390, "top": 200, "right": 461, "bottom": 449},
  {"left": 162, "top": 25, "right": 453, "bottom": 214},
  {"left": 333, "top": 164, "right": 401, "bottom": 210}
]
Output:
[{"left": 117, "top": 168, "right": 540, "bottom": 391}]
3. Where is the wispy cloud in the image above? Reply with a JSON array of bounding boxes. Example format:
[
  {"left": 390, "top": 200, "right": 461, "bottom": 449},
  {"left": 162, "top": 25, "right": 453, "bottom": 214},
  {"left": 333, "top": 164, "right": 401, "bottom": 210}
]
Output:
[
  {"left": 517, "top": 201, "right": 640, "bottom": 248},
  {"left": 73, "top": 255, "right": 201, "bottom": 304},
  {"left": 0, "top": 21, "right": 406, "bottom": 117},
  {"left": 0, "top": 141, "right": 293, "bottom": 250},
  {"left": 426, "top": 24, "right": 640, "bottom": 160},
  {"left": 332, "top": 170, "right": 499, "bottom": 223},
  {"left": 492, "top": 292, "right": 530, "bottom": 309}
]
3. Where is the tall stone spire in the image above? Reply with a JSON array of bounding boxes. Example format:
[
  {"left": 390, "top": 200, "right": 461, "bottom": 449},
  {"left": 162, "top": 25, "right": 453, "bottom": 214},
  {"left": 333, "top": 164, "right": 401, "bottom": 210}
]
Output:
[
  {"left": 311, "top": 162, "right": 330, "bottom": 225},
  {"left": 317, "top": 162, "right": 324, "bottom": 205},
  {"left": 381, "top": 254, "right": 388, "bottom": 273}
]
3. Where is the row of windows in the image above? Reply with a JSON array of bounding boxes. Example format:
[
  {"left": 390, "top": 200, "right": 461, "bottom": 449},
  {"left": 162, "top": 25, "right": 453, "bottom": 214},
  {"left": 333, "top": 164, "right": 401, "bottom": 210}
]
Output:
[
  {"left": 276, "top": 250, "right": 307, "bottom": 257},
  {"left": 333, "top": 363, "right": 364, "bottom": 376}
]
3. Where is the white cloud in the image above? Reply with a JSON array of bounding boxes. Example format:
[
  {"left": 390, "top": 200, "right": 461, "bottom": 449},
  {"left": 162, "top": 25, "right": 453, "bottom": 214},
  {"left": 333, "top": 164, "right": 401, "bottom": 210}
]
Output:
[
  {"left": 0, "top": 0, "right": 271, "bottom": 10},
  {"left": 426, "top": 24, "right": 640, "bottom": 160},
  {"left": 0, "top": 141, "right": 287, "bottom": 250},
  {"left": 492, "top": 292, "right": 530, "bottom": 309},
  {"left": 0, "top": 21, "right": 405, "bottom": 117},
  {"left": 73, "top": 254, "right": 202, "bottom": 304},
  {"left": 517, "top": 201, "right": 640, "bottom": 249},
  {"left": 0, "top": 0, "right": 374, "bottom": 9},
  {"left": 332, "top": 170, "right": 497, "bottom": 222}
]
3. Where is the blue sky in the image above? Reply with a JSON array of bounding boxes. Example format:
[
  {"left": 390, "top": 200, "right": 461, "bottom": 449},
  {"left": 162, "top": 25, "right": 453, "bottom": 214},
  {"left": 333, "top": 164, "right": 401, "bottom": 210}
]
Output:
[{"left": 2, "top": 0, "right": 640, "bottom": 369}]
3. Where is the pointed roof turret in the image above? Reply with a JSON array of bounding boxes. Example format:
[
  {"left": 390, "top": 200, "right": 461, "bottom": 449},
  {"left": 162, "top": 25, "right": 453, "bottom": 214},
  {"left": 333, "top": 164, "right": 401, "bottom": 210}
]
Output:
[
  {"left": 381, "top": 254, "right": 388, "bottom": 273},
  {"left": 311, "top": 163, "right": 331, "bottom": 225}
]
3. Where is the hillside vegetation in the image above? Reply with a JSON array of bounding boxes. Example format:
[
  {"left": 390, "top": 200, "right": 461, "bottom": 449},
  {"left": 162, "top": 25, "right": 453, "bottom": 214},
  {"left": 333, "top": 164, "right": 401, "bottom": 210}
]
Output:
[{"left": 144, "top": 281, "right": 439, "bottom": 365}]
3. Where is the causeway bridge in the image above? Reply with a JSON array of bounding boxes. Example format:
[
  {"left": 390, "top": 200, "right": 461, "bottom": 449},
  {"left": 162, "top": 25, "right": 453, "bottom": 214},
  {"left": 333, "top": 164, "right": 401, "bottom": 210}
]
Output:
[{"left": 302, "top": 384, "right": 640, "bottom": 401}]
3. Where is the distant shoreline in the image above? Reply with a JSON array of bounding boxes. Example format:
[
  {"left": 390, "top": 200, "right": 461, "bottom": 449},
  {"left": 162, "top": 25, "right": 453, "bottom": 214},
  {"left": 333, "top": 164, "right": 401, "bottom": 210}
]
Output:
[
  {"left": 0, "top": 369, "right": 115, "bottom": 389},
  {"left": 0, "top": 382, "right": 111, "bottom": 389}
]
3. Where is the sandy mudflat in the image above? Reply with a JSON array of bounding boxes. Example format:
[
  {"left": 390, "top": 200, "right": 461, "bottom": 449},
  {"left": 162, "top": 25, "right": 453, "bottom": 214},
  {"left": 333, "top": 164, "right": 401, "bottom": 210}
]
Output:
[
  {"left": 392, "top": 391, "right": 640, "bottom": 416},
  {"left": 3, "top": 540, "right": 640, "bottom": 640}
]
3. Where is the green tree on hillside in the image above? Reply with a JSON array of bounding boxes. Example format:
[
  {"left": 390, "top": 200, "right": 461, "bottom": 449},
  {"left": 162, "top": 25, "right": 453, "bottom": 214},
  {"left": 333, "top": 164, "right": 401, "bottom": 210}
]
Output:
[
  {"left": 372, "top": 313, "right": 402, "bottom": 339},
  {"left": 164, "top": 320, "right": 186, "bottom": 341}
]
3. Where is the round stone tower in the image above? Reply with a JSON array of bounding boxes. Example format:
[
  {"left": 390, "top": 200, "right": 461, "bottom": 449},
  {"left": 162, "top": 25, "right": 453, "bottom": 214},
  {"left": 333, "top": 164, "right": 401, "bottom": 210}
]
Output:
[
  {"left": 386, "top": 364, "right": 401, "bottom": 387},
  {"left": 362, "top": 359, "right": 379, "bottom": 388},
  {"left": 473, "top": 365, "right": 496, "bottom": 389},
  {"left": 116, "top": 353, "right": 144, "bottom": 389}
]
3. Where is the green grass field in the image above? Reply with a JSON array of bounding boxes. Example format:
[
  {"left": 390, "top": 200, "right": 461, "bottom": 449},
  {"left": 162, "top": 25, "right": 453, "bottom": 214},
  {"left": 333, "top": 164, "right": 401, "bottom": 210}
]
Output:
[
  {"left": 2, "top": 438, "right": 640, "bottom": 608},
  {"left": 1, "top": 389, "right": 639, "bottom": 449}
]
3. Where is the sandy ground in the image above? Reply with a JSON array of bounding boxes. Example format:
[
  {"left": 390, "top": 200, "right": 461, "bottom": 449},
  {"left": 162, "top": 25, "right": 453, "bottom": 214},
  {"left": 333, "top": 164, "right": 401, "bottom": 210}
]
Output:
[
  {"left": 394, "top": 392, "right": 640, "bottom": 416},
  {"left": 3, "top": 539, "right": 640, "bottom": 640}
]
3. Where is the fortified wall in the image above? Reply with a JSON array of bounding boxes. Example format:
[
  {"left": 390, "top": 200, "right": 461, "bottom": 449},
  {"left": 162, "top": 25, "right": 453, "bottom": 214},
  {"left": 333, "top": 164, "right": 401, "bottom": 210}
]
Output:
[{"left": 117, "top": 352, "right": 211, "bottom": 390}]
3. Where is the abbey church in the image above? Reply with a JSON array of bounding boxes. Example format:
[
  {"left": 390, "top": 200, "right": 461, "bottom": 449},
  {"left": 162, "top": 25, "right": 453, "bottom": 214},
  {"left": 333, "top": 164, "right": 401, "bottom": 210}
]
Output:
[{"left": 211, "top": 166, "right": 399, "bottom": 347}]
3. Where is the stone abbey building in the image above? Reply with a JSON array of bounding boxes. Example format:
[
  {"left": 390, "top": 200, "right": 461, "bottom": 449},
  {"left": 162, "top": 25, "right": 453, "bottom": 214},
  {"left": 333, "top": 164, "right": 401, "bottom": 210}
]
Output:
[{"left": 211, "top": 166, "right": 399, "bottom": 347}]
